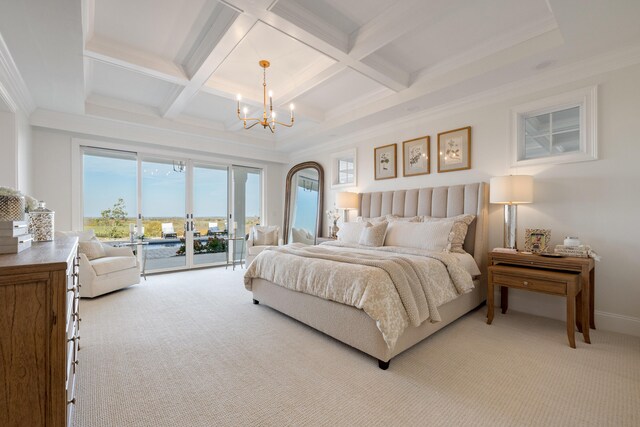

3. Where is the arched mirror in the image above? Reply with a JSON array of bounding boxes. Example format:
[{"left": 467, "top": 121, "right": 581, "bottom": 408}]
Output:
[{"left": 284, "top": 162, "right": 324, "bottom": 245}]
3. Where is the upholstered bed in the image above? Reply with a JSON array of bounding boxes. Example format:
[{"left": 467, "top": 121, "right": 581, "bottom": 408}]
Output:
[{"left": 246, "top": 183, "right": 488, "bottom": 369}]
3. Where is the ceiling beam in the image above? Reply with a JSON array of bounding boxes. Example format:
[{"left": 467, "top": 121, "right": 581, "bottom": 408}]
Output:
[
  {"left": 84, "top": 38, "right": 189, "bottom": 86},
  {"left": 161, "top": 10, "right": 258, "bottom": 119},
  {"left": 348, "top": 0, "right": 451, "bottom": 60}
]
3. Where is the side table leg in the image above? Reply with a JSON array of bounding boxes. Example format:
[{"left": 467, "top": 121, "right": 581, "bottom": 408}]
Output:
[
  {"left": 576, "top": 292, "right": 583, "bottom": 333},
  {"left": 567, "top": 284, "right": 576, "bottom": 349},
  {"left": 501, "top": 286, "right": 509, "bottom": 314},
  {"left": 582, "top": 285, "right": 591, "bottom": 344},
  {"left": 589, "top": 267, "right": 596, "bottom": 329},
  {"left": 487, "top": 271, "right": 494, "bottom": 324}
]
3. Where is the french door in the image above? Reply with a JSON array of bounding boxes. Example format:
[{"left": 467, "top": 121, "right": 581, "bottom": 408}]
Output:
[{"left": 81, "top": 146, "right": 262, "bottom": 273}]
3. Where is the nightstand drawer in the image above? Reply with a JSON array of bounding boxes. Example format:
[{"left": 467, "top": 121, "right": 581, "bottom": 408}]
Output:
[{"left": 492, "top": 273, "right": 566, "bottom": 295}]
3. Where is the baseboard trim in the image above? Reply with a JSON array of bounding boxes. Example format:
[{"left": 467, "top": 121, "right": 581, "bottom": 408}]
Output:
[{"left": 594, "top": 311, "right": 640, "bottom": 337}]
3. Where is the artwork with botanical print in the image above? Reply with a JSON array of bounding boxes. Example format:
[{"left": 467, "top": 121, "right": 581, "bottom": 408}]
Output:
[
  {"left": 374, "top": 143, "right": 397, "bottom": 180},
  {"left": 437, "top": 127, "right": 471, "bottom": 173},
  {"left": 402, "top": 136, "right": 430, "bottom": 176}
]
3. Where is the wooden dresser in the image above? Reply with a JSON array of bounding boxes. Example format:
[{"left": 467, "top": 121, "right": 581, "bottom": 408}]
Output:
[{"left": 0, "top": 237, "right": 80, "bottom": 427}]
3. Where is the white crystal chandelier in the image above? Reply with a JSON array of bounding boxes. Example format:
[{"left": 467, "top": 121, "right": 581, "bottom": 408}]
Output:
[{"left": 236, "top": 60, "right": 294, "bottom": 133}]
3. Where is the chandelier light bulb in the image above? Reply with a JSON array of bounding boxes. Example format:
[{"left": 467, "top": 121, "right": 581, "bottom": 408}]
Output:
[
  {"left": 243, "top": 107, "right": 248, "bottom": 114},
  {"left": 268, "top": 91, "right": 273, "bottom": 98},
  {"left": 289, "top": 103, "right": 294, "bottom": 111},
  {"left": 271, "top": 111, "right": 276, "bottom": 120}
]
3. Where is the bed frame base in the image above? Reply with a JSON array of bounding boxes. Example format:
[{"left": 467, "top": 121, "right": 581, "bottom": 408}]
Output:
[
  {"left": 378, "top": 359, "right": 390, "bottom": 370},
  {"left": 250, "top": 278, "right": 484, "bottom": 369}
]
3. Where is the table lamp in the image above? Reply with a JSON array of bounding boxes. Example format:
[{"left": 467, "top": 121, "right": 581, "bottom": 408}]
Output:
[
  {"left": 335, "top": 192, "right": 359, "bottom": 223},
  {"left": 490, "top": 175, "right": 533, "bottom": 249}
]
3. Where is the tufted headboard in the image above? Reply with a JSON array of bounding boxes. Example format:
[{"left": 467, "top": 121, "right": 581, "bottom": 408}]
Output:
[{"left": 358, "top": 182, "right": 489, "bottom": 268}]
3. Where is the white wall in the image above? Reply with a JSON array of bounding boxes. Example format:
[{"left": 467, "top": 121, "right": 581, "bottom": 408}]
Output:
[
  {"left": 0, "top": 110, "right": 17, "bottom": 188},
  {"left": 0, "top": 109, "right": 32, "bottom": 193},
  {"left": 15, "top": 110, "right": 32, "bottom": 194},
  {"left": 291, "top": 63, "right": 640, "bottom": 336},
  {"left": 31, "top": 128, "right": 285, "bottom": 234}
]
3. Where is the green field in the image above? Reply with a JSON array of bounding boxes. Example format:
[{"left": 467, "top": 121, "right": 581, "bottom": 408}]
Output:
[{"left": 84, "top": 217, "right": 261, "bottom": 241}]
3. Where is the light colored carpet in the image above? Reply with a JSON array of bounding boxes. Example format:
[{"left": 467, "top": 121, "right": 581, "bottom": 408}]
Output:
[{"left": 74, "top": 267, "right": 640, "bottom": 427}]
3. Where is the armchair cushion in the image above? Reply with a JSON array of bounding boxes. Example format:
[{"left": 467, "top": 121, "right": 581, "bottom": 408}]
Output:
[
  {"left": 78, "top": 240, "right": 106, "bottom": 260},
  {"left": 252, "top": 225, "right": 279, "bottom": 246},
  {"left": 91, "top": 256, "right": 137, "bottom": 276}
]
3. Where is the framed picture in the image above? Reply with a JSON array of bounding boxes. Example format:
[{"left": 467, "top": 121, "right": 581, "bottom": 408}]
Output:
[
  {"left": 374, "top": 143, "right": 397, "bottom": 180},
  {"left": 402, "top": 136, "right": 430, "bottom": 177},
  {"left": 524, "top": 228, "right": 551, "bottom": 253},
  {"left": 330, "top": 148, "right": 357, "bottom": 189},
  {"left": 437, "top": 126, "right": 471, "bottom": 173}
]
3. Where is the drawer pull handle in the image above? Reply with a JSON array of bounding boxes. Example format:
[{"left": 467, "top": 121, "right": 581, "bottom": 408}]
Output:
[
  {"left": 68, "top": 398, "right": 76, "bottom": 405},
  {"left": 67, "top": 336, "right": 80, "bottom": 343},
  {"left": 523, "top": 281, "right": 529, "bottom": 286},
  {"left": 67, "top": 286, "right": 76, "bottom": 292}
]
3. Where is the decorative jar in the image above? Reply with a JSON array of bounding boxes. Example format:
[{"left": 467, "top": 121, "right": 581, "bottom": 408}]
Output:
[
  {"left": 0, "top": 195, "right": 26, "bottom": 221},
  {"left": 28, "top": 201, "right": 55, "bottom": 242}
]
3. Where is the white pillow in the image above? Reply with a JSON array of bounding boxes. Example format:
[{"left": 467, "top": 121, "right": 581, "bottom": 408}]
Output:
[
  {"left": 337, "top": 222, "right": 366, "bottom": 244},
  {"left": 358, "top": 221, "right": 388, "bottom": 247},
  {"left": 252, "top": 226, "right": 277, "bottom": 246},
  {"left": 385, "top": 215, "right": 422, "bottom": 222},
  {"left": 384, "top": 221, "right": 454, "bottom": 251},
  {"left": 291, "top": 227, "right": 314, "bottom": 245},
  {"left": 78, "top": 240, "right": 106, "bottom": 260},
  {"left": 356, "top": 216, "right": 386, "bottom": 224}
]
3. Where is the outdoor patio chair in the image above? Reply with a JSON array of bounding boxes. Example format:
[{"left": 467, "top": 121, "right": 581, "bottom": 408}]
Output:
[
  {"left": 161, "top": 223, "right": 177, "bottom": 238},
  {"left": 207, "top": 223, "right": 219, "bottom": 236}
]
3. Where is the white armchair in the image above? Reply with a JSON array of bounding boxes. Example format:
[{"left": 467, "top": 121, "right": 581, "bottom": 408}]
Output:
[
  {"left": 246, "top": 225, "right": 281, "bottom": 265},
  {"left": 57, "top": 230, "right": 140, "bottom": 298}
]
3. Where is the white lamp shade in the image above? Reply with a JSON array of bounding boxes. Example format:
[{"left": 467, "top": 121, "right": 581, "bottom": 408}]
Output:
[
  {"left": 490, "top": 175, "right": 534, "bottom": 204},
  {"left": 335, "top": 192, "right": 359, "bottom": 209}
]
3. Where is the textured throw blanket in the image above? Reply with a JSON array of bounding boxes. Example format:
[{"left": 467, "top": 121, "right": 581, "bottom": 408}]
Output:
[{"left": 244, "top": 243, "right": 474, "bottom": 349}]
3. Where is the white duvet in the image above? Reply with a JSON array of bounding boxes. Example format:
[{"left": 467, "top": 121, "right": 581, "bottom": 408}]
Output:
[{"left": 244, "top": 242, "right": 475, "bottom": 349}]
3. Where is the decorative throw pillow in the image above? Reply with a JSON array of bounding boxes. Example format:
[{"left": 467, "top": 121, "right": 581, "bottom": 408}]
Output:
[
  {"left": 384, "top": 221, "right": 454, "bottom": 251},
  {"left": 358, "top": 221, "right": 388, "bottom": 247},
  {"left": 79, "top": 240, "right": 106, "bottom": 260},
  {"left": 385, "top": 214, "right": 422, "bottom": 222},
  {"left": 422, "top": 214, "right": 476, "bottom": 253},
  {"left": 253, "top": 226, "right": 277, "bottom": 246},
  {"left": 337, "top": 222, "right": 366, "bottom": 244}
]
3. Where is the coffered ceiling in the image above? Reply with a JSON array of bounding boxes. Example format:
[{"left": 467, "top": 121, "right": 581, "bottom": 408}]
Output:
[{"left": 2, "top": 0, "right": 640, "bottom": 154}]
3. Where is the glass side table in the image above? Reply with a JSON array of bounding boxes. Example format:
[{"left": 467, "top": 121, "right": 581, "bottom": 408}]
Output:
[
  {"left": 116, "top": 241, "right": 149, "bottom": 280},
  {"left": 225, "top": 237, "right": 245, "bottom": 270}
]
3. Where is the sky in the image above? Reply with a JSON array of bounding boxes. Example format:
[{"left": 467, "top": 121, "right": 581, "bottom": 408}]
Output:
[
  {"left": 83, "top": 154, "right": 261, "bottom": 219},
  {"left": 293, "top": 187, "right": 318, "bottom": 234}
]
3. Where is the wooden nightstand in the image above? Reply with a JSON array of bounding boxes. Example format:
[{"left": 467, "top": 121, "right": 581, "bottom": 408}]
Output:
[{"left": 487, "top": 252, "right": 596, "bottom": 348}]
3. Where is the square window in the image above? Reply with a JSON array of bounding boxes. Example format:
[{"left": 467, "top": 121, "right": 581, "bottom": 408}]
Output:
[{"left": 511, "top": 86, "right": 597, "bottom": 166}]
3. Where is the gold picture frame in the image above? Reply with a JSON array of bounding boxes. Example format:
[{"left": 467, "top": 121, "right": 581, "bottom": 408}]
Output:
[
  {"left": 437, "top": 126, "right": 471, "bottom": 173},
  {"left": 524, "top": 228, "right": 551, "bottom": 253},
  {"left": 374, "top": 143, "right": 397, "bottom": 180},
  {"left": 402, "top": 136, "right": 430, "bottom": 177}
]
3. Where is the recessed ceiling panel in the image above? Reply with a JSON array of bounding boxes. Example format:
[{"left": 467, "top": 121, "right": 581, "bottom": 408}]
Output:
[
  {"left": 314, "top": 0, "right": 393, "bottom": 29},
  {"left": 88, "top": 60, "right": 179, "bottom": 109},
  {"left": 374, "top": 0, "right": 554, "bottom": 74},
  {"left": 294, "top": 68, "right": 389, "bottom": 112},
  {"left": 92, "top": 0, "right": 216, "bottom": 63},
  {"left": 206, "top": 21, "right": 336, "bottom": 102},
  {"left": 181, "top": 91, "right": 238, "bottom": 123}
]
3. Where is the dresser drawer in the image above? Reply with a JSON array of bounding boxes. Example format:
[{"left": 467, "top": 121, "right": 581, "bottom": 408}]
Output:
[{"left": 492, "top": 272, "right": 567, "bottom": 295}]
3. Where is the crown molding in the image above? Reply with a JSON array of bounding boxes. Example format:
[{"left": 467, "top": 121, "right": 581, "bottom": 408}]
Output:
[
  {"left": 30, "top": 107, "right": 288, "bottom": 164},
  {"left": 288, "top": 42, "right": 640, "bottom": 160},
  {"left": 0, "top": 32, "right": 36, "bottom": 114}
]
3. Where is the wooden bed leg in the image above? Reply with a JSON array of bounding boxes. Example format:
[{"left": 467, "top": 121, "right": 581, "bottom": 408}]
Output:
[
  {"left": 253, "top": 299, "right": 259, "bottom": 305},
  {"left": 378, "top": 359, "right": 390, "bottom": 370}
]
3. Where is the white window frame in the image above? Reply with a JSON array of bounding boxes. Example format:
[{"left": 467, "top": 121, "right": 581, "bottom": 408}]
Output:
[
  {"left": 330, "top": 148, "right": 357, "bottom": 189},
  {"left": 510, "top": 85, "right": 598, "bottom": 167}
]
